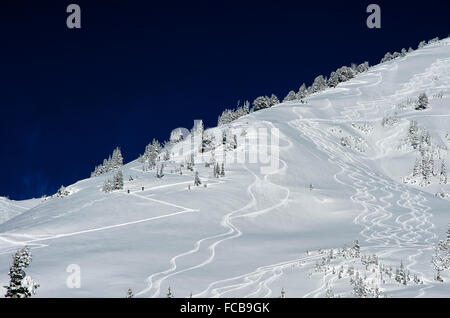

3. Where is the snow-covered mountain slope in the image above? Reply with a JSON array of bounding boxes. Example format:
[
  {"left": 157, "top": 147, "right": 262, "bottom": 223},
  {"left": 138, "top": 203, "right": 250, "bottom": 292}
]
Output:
[
  {"left": 0, "top": 197, "right": 41, "bottom": 225},
  {"left": 1, "top": 39, "right": 450, "bottom": 298}
]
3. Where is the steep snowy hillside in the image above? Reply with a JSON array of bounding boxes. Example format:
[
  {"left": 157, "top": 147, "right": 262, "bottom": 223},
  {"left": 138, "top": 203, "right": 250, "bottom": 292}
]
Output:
[
  {"left": 1, "top": 38, "right": 450, "bottom": 298},
  {"left": 0, "top": 197, "right": 41, "bottom": 225}
]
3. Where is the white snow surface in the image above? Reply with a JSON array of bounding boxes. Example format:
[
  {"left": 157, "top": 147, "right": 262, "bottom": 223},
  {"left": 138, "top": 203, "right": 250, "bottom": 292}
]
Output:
[{"left": 1, "top": 39, "right": 450, "bottom": 298}]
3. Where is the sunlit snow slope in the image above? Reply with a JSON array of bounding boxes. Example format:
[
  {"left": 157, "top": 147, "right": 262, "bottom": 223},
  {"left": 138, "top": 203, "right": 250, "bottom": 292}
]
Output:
[{"left": 0, "top": 38, "right": 449, "bottom": 298}]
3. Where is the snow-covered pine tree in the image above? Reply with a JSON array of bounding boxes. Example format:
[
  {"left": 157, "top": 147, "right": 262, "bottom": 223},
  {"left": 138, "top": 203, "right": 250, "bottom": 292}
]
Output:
[
  {"left": 200, "top": 130, "right": 215, "bottom": 153},
  {"left": 152, "top": 139, "right": 162, "bottom": 154},
  {"left": 4, "top": 246, "right": 39, "bottom": 298},
  {"left": 325, "top": 288, "right": 335, "bottom": 298},
  {"left": 222, "top": 129, "right": 227, "bottom": 145},
  {"left": 111, "top": 147, "right": 123, "bottom": 168},
  {"left": 380, "top": 52, "right": 393, "bottom": 63},
  {"left": 156, "top": 164, "right": 164, "bottom": 178},
  {"left": 163, "top": 150, "right": 170, "bottom": 161},
  {"left": 192, "top": 120, "right": 204, "bottom": 137},
  {"left": 440, "top": 160, "right": 448, "bottom": 184},
  {"left": 91, "top": 147, "right": 124, "bottom": 177},
  {"left": 126, "top": 288, "right": 134, "bottom": 298},
  {"left": 102, "top": 179, "right": 113, "bottom": 193},
  {"left": 214, "top": 163, "right": 220, "bottom": 178},
  {"left": 356, "top": 61, "right": 370, "bottom": 73},
  {"left": 432, "top": 223, "right": 450, "bottom": 282},
  {"left": 268, "top": 94, "right": 279, "bottom": 107},
  {"left": 252, "top": 96, "right": 271, "bottom": 111},
  {"left": 392, "top": 51, "right": 401, "bottom": 59},
  {"left": 413, "top": 158, "right": 422, "bottom": 179},
  {"left": 187, "top": 153, "right": 195, "bottom": 171},
  {"left": 167, "top": 286, "right": 174, "bottom": 298},
  {"left": 418, "top": 40, "right": 427, "bottom": 49},
  {"left": 310, "top": 75, "right": 327, "bottom": 94},
  {"left": 336, "top": 66, "right": 355, "bottom": 82},
  {"left": 353, "top": 240, "right": 361, "bottom": 258},
  {"left": 194, "top": 171, "right": 201, "bottom": 186},
  {"left": 416, "top": 93, "right": 429, "bottom": 110},
  {"left": 112, "top": 170, "right": 124, "bottom": 190},
  {"left": 242, "top": 100, "right": 250, "bottom": 114},
  {"left": 296, "top": 83, "right": 308, "bottom": 99},
  {"left": 283, "top": 90, "right": 297, "bottom": 102},
  {"left": 327, "top": 71, "right": 339, "bottom": 88},
  {"left": 421, "top": 155, "right": 433, "bottom": 185},
  {"left": 220, "top": 162, "right": 225, "bottom": 177}
]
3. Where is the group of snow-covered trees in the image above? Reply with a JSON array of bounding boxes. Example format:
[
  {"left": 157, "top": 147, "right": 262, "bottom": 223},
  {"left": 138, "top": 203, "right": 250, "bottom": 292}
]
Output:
[
  {"left": 138, "top": 139, "right": 162, "bottom": 169},
  {"left": 402, "top": 121, "right": 448, "bottom": 186},
  {"left": 432, "top": 223, "right": 450, "bottom": 282},
  {"left": 91, "top": 147, "right": 123, "bottom": 177},
  {"left": 380, "top": 37, "right": 439, "bottom": 64},
  {"left": 283, "top": 62, "right": 370, "bottom": 104},
  {"left": 217, "top": 101, "right": 251, "bottom": 126},
  {"left": 4, "top": 246, "right": 39, "bottom": 298},
  {"left": 102, "top": 170, "right": 124, "bottom": 193},
  {"left": 253, "top": 94, "right": 280, "bottom": 111},
  {"left": 213, "top": 37, "right": 441, "bottom": 129}
]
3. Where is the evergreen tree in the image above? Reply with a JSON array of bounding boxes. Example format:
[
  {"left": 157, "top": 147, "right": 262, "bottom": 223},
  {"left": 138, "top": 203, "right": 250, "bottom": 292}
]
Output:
[
  {"left": 418, "top": 40, "right": 427, "bottom": 49},
  {"left": 126, "top": 288, "right": 134, "bottom": 298},
  {"left": 353, "top": 240, "right": 360, "bottom": 258},
  {"left": 283, "top": 90, "right": 297, "bottom": 102},
  {"left": 252, "top": 96, "right": 271, "bottom": 111},
  {"left": 220, "top": 162, "right": 225, "bottom": 177},
  {"left": 113, "top": 170, "right": 124, "bottom": 190},
  {"left": 102, "top": 179, "right": 113, "bottom": 193},
  {"left": 440, "top": 160, "right": 448, "bottom": 184},
  {"left": 167, "top": 286, "right": 174, "bottom": 298},
  {"left": 91, "top": 147, "right": 124, "bottom": 177},
  {"left": 356, "top": 62, "right": 370, "bottom": 73},
  {"left": 296, "top": 83, "right": 308, "bottom": 99},
  {"left": 413, "top": 158, "right": 422, "bottom": 178},
  {"left": 268, "top": 94, "right": 280, "bottom": 106},
  {"left": 380, "top": 52, "right": 393, "bottom": 63},
  {"left": 310, "top": 75, "right": 327, "bottom": 93},
  {"left": 4, "top": 246, "right": 39, "bottom": 298},
  {"left": 194, "top": 171, "right": 202, "bottom": 186},
  {"left": 327, "top": 72, "right": 340, "bottom": 88},
  {"left": 416, "top": 93, "right": 429, "bottom": 110},
  {"left": 214, "top": 163, "right": 220, "bottom": 178},
  {"left": 156, "top": 164, "right": 164, "bottom": 179},
  {"left": 200, "top": 130, "right": 215, "bottom": 153},
  {"left": 111, "top": 147, "right": 124, "bottom": 168},
  {"left": 432, "top": 223, "right": 450, "bottom": 282}
]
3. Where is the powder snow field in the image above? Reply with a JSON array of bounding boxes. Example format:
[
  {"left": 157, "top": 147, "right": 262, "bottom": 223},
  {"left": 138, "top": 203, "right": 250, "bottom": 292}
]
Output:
[{"left": 0, "top": 39, "right": 450, "bottom": 298}]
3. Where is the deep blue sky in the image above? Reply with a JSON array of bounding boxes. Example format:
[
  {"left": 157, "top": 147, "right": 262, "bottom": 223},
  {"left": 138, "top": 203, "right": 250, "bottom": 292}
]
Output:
[{"left": 0, "top": 0, "right": 449, "bottom": 200}]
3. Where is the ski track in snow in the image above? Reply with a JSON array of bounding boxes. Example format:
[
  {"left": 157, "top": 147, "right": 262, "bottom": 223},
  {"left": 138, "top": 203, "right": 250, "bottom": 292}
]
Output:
[
  {"left": 195, "top": 58, "right": 446, "bottom": 298},
  {"left": 137, "top": 121, "right": 293, "bottom": 298}
]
